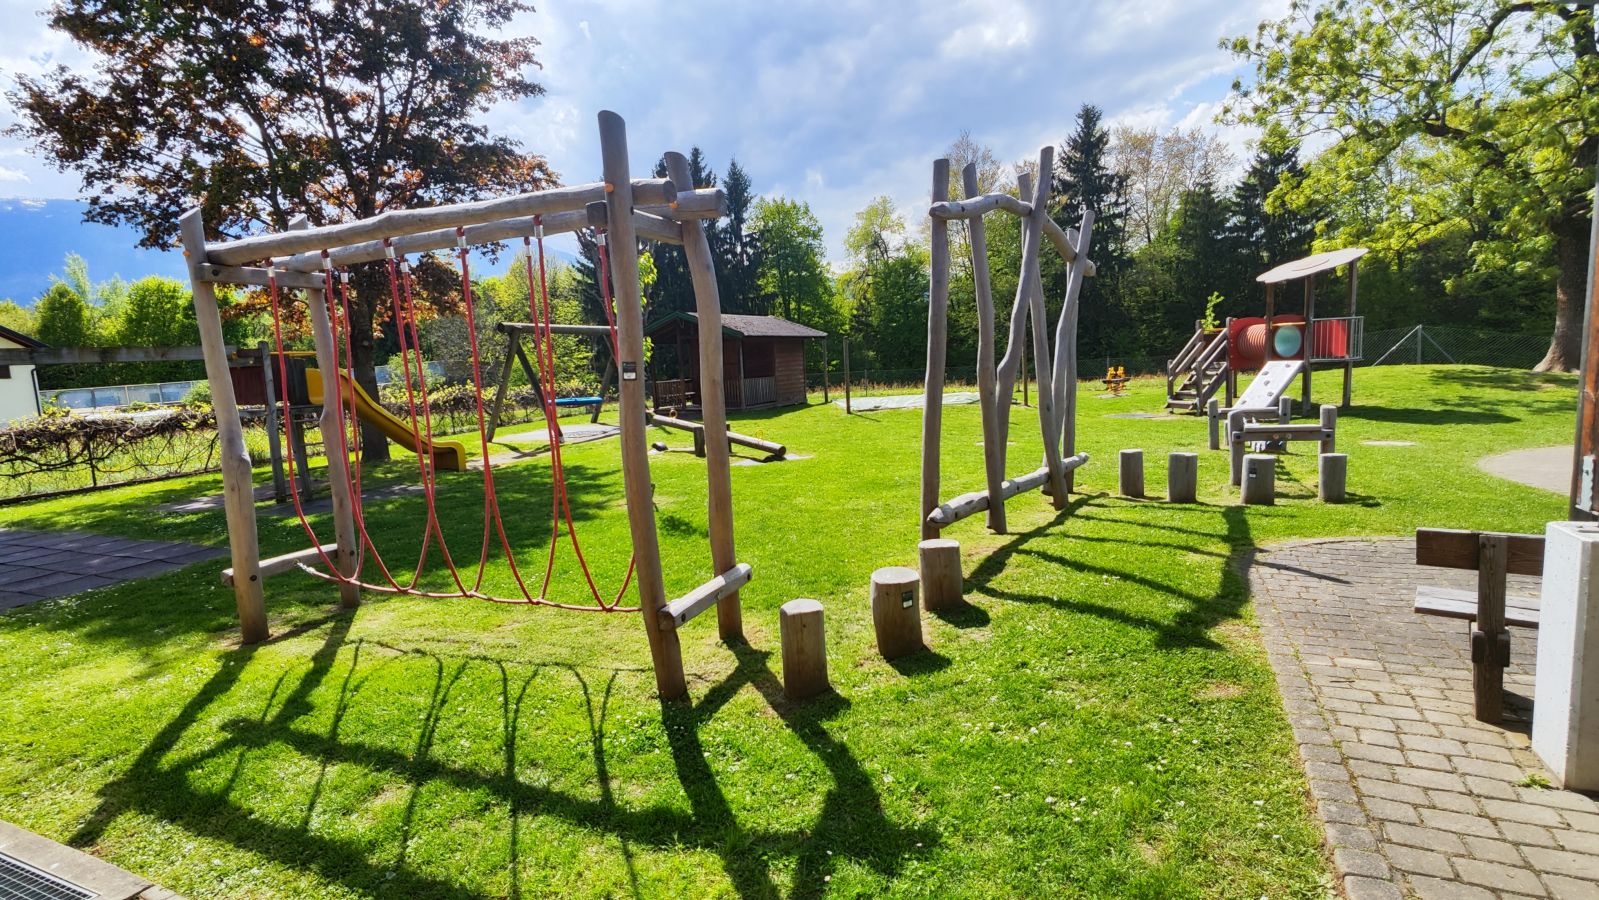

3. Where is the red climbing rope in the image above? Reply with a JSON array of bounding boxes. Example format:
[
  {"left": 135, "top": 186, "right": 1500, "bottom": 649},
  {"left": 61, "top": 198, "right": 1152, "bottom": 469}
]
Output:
[{"left": 267, "top": 226, "right": 639, "bottom": 612}]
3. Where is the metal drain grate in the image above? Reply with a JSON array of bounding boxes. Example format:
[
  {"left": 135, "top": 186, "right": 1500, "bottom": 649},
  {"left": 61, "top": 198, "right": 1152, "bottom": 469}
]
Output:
[{"left": 0, "top": 852, "right": 95, "bottom": 900}]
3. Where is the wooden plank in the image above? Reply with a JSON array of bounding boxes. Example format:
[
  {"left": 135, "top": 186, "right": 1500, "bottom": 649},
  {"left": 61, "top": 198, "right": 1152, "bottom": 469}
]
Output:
[
  {"left": 498, "top": 322, "right": 615, "bottom": 337},
  {"left": 659, "top": 563, "right": 753, "bottom": 629},
  {"left": 665, "top": 149, "right": 741, "bottom": 642},
  {"left": 599, "top": 111, "right": 685, "bottom": 699},
  {"left": 1413, "top": 586, "right": 1540, "bottom": 629},
  {"left": 205, "top": 178, "right": 676, "bottom": 265},
  {"left": 181, "top": 208, "right": 267, "bottom": 644},
  {"left": 1473, "top": 534, "right": 1509, "bottom": 723},
  {"left": 921, "top": 158, "right": 951, "bottom": 540},
  {"left": 1236, "top": 424, "right": 1334, "bottom": 438},
  {"left": 222, "top": 542, "right": 339, "bottom": 587},
  {"left": 1415, "top": 528, "right": 1545, "bottom": 577}
]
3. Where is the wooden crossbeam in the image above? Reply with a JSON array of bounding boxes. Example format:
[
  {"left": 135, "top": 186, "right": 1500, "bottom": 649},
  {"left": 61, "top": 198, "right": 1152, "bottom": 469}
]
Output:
[
  {"left": 659, "top": 563, "right": 753, "bottom": 629},
  {"left": 222, "top": 542, "right": 338, "bottom": 586}
]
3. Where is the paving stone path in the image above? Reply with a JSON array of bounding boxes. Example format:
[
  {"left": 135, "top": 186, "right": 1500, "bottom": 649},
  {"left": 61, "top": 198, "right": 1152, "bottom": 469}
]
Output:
[
  {"left": 1249, "top": 538, "right": 1599, "bottom": 900},
  {"left": 0, "top": 528, "right": 223, "bottom": 610}
]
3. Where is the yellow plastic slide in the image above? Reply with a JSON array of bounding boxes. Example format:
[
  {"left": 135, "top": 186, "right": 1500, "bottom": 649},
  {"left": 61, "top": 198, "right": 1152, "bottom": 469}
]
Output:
[{"left": 305, "top": 367, "right": 469, "bottom": 472}]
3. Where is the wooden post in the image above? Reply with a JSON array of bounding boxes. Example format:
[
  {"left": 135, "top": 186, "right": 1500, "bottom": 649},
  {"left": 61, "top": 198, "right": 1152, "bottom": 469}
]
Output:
[
  {"left": 1118, "top": 449, "right": 1145, "bottom": 498},
  {"left": 486, "top": 330, "right": 520, "bottom": 441},
  {"left": 1318, "top": 453, "right": 1347, "bottom": 503},
  {"left": 780, "top": 599, "right": 829, "bottom": 700},
  {"left": 260, "top": 341, "right": 289, "bottom": 503},
  {"left": 921, "top": 159, "right": 951, "bottom": 541},
  {"left": 288, "top": 414, "right": 313, "bottom": 500},
  {"left": 1015, "top": 156, "right": 1068, "bottom": 506},
  {"left": 1302, "top": 274, "right": 1315, "bottom": 410},
  {"left": 1278, "top": 395, "right": 1292, "bottom": 424},
  {"left": 842, "top": 335, "right": 852, "bottom": 413},
  {"left": 963, "top": 164, "right": 1006, "bottom": 534},
  {"left": 1228, "top": 409, "right": 1247, "bottom": 487},
  {"left": 1021, "top": 339, "right": 1029, "bottom": 407},
  {"left": 666, "top": 150, "right": 742, "bottom": 643},
  {"left": 1242, "top": 454, "right": 1276, "bottom": 506},
  {"left": 1049, "top": 214, "right": 1093, "bottom": 480},
  {"left": 1319, "top": 405, "right": 1338, "bottom": 454},
  {"left": 821, "top": 336, "right": 830, "bottom": 404},
  {"left": 299, "top": 233, "right": 361, "bottom": 609},
  {"left": 599, "top": 111, "right": 685, "bottom": 700},
  {"left": 591, "top": 354, "right": 615, "bottom": 424},
  {"left": 180, "top": 208, "right": 267, "bottom": 644},
  {"left": 1207, "top": 398, "right": 1222, "bottom": 451},
  {"left": 918, "top": 538, "right": 962, "bottom": 612},
  {"left": 1168, "top": 452, "right": 1198, "bottom": 503},
  {"left": 1472, "top": 534, "right": 1509, "bottom": 723},
  {"left": 870, "top": 566, "right": 923, "bottom": 659}
]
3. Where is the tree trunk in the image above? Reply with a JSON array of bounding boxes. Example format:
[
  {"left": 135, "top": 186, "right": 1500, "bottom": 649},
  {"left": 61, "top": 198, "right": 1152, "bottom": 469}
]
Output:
[
  {"left": 1537, "top": 216, "right": 1590, "bottom": 373},
  {"left": 348, "top": 266, "right": 391, "bottom": 462}
]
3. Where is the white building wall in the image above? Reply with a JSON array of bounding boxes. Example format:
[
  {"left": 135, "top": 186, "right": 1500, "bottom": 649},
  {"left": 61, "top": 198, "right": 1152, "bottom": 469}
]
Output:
[{"left": 0, "top": 333, "right": 40, "bottom": 424}]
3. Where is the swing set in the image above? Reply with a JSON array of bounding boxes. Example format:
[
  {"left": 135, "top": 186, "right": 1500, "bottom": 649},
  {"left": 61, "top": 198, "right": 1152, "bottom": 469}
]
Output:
[{"left": 184, "top": 112, "right": 742, "bottom": 698}]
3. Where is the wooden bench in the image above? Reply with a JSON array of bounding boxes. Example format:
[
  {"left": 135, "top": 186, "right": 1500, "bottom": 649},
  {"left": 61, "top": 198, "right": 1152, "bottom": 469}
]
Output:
[{"left": 1413, "top": 527, "right": 1545, "bottom": 723}]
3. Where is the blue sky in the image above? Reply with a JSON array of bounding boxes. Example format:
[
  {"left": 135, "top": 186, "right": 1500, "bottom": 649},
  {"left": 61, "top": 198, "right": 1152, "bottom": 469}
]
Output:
[{"left": 0, "top": 0, "right": 1284, "bottom": 270}]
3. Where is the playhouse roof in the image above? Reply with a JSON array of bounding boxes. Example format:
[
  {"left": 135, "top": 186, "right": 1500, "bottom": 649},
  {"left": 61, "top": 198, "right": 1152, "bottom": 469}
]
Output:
[
  {"left": 1256, "top": 247, "right": 1369, "bottom": 284},
  {"left": 646, "top": 312, "right": 828, "bottom": 340}
]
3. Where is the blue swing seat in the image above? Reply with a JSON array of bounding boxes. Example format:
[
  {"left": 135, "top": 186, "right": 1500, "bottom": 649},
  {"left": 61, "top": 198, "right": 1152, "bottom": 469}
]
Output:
[{"left": 554, "top": 396, "right": 604, "bottom": 408}]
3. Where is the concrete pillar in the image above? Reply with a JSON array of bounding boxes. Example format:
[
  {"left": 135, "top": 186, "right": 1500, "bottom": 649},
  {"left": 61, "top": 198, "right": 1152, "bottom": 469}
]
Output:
[{"left": 1533, "top": 522, "right": 1599, "bottom": 790}]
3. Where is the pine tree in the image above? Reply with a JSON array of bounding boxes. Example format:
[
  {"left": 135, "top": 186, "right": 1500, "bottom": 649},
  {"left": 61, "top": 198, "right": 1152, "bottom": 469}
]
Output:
[
  {"left": 1053, "top": 104, "right": 1132, "bottom": 356},
  {"left": 714, "top": 158, "right": 765, "bottom": 313},
  {"left": 1223, "top": 145, "right": 1316, "bottom": 315}
]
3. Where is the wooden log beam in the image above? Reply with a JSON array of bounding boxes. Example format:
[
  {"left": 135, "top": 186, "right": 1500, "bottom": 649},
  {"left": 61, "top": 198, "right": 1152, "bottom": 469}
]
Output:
[
  {"left": 926, "top": 455, "right": 1089, "bottom": 527},
  {"left": 0, "top": 345, "right": 228, "bottom": 366},
  {"left": 649, "top": 413, "right": 785, "bottom": 457},
  {"left": 666, "top": 148, "right": 741, "bottom": 642},
  {"left": 1042, "top": 216, "right": 1098, "bottom": 277},
  {"left": 599, "top": 111, "right": 685, "bottom": 700},
  {"left": 1049, "top": 211, "right": 1094, "bottom": 488},
  {"left": 928, "top": 192, "right": 1031, "bottom": 220},
  {"left": 959, "top": 165, "right": 1007, "bottom": 535},
  {"left": 659, "top": 563, "right": 754, "bottom": 629},
  {"left": 1416, "top": 528, "right": 1545, "bottom": 576},
  {"left": 1018, "top": 148, "right": 1068, "bottom": 506},
  {"left": 271, "top": 188, "right": 725, "bottom": 273},
  {"left": 196, "top": 264, "right": 329, "bottom": 290},
  {"left": 182, "top": 208, "right": 267, "bottom": 644},
  {"left": 632, "top": 208, "right": 684, "bottom": 245},
  {"left": 206, "top": 178, "right": 677, "bottom": 266},
  {"left": 295, "top": 214, "right": 361, "bottom": 610},
  {"left": 921, "top": 158, "right": 952, "bottom": 541},
  {"left": 222, "top": 542, "right": 339, "bottom": 587}
]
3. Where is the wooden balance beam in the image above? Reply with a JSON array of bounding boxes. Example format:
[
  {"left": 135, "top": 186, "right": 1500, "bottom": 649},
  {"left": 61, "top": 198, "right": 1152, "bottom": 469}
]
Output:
[
  {"left": 648, "top": 413, "right": 785, "bottom": 459},
  {"left": 926, "top": 454, "right": 1090, "bottom": 528}
]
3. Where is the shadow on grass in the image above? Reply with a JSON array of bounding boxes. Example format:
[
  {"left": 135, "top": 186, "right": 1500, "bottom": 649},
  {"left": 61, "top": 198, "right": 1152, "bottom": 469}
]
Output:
[
  {"left": 66, "top": 615, "right": 933, "bottom": 899},
  {"left": 966, "top": 495, "right": 1260, "bottom": 652}
]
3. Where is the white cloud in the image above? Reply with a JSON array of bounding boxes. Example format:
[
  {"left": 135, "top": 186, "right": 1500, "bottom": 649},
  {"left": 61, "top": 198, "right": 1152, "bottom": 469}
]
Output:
[
  {"left": 0, "top": 166, "right": 28, "bottom": 182},
  {"left": 0, "top": 0, "right": 1289, "bottom": 260}
]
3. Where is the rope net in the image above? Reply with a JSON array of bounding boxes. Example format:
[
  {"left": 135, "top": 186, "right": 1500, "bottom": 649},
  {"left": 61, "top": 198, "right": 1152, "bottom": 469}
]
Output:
[{"left": 264, "top": 218, "right": 639, "bottom": 612}]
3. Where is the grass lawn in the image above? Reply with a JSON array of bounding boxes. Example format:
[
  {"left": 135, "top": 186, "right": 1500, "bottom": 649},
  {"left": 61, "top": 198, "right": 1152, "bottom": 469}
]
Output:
[{"left": 0, "top": 364, "right": 1573, "bottom": 898}]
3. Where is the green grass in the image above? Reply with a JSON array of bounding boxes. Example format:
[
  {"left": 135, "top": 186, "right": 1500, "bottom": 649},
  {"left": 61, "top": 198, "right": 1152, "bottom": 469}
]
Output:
[{"left": 0, "top": 364, "right": 1572, "bottom": 898}]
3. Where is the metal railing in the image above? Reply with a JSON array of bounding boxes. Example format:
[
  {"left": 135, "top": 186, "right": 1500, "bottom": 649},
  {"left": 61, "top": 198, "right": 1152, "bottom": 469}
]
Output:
[{"left": 1310, "top": 316, "right": 1365, "bottom": 362}]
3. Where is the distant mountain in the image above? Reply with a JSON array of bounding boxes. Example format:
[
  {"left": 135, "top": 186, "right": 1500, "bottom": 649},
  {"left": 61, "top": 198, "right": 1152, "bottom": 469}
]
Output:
[{"left": 0, "top": 198, "right": 582, "bottom": 305}]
